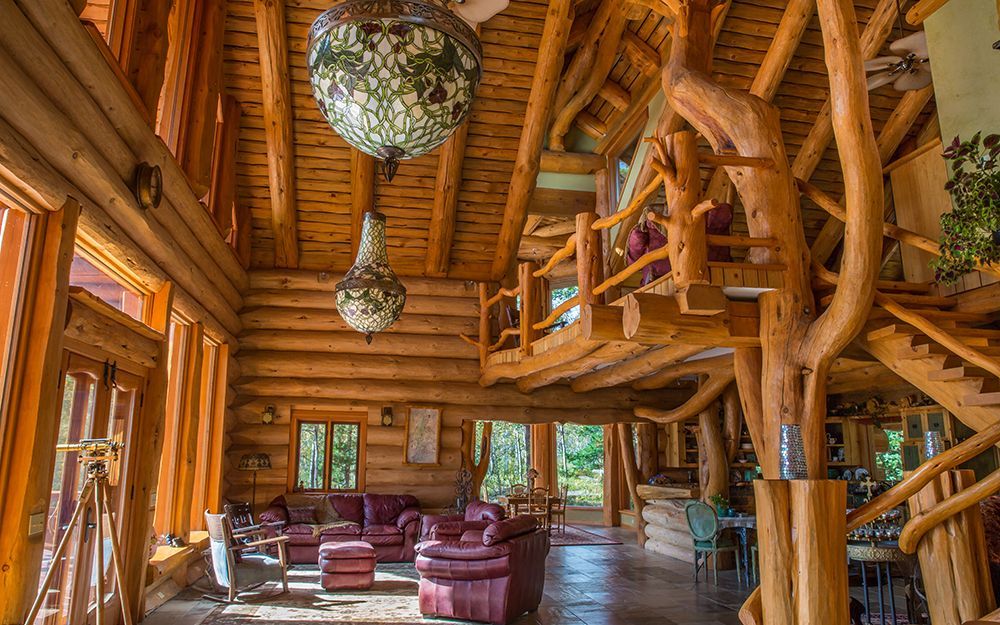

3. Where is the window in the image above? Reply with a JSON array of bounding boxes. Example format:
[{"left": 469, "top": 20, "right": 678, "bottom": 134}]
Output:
[
  {"left": 875, "top": 428, "right": 904, "bottom": 483},
  {"left": 189, "top": 339, "right": 227, "bottom": 529},
  {"left": 69, "top": 248, "right": 145, "bottom": 322},
  {"left": 153, "top": 318, "right": 193, "bottom": 535},
  {"left": 293, "top": 412, "right": 366, "bottom": 492},
  {"left": 556, "top": 424, "right": 605, "bottom": 507},
  {"left": 477, "top": 421, "right": 531, "bottom": 501},
  {"left": 550, "top": 285, "right": 580, "bottom": 329}
]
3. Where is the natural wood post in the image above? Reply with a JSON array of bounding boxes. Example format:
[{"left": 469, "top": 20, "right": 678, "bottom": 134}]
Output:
[
  {"left": 695, "top": 401, "right": 728, "bottom": 503},
  {"left": 907, "top": 470, "right": 996, "bottom": 625},
  {"left": 530, "top": 423, "right": 557, "bottom": 491},
  {"left": 575, "top": 211, "right": 602, "bottom": 308},
  {"left": 616, "top": 422, "right": 647, "bottom": 546},
  {"left": 0, "top": 200, "right": 79, "bottom": 624},
  {"left": 790, "top": 480, "right": 848, "bottom": 625},
  {"left": 518, "top": 261, "right": 546, "bottom": 357},
  {"left": 722, "top": 382, "right": 742, "bottom": 464},
  {"left": 602, "top": 424, "right": 622, "bottom": 526},
  {"left": 635, "top": 423, "right": 659, "bottom": 481},
  {"left": 461, "top": 420, "right": 493, "bottom": 499},
  {"left": 754, "top": 480, "right": 794, "bottom": 625}
]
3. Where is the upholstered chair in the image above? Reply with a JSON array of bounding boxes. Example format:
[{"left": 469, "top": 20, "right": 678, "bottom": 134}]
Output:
[{"left": 204, "top": 511, "right": 290, "bottom": 602}]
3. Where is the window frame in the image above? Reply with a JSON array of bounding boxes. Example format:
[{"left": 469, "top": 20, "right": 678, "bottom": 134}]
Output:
[
  {"left": 289, "top": 411, "right": 367, "bottom": 493},
  {"left": 70, "top": 239, "right": 150, "bottom": 325}
]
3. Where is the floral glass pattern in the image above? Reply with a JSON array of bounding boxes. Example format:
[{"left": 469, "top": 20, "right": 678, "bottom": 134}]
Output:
[
  {"left": 335, "top": 212, "right": 407, "bottom": 342},
  {"left": 307, "top": 0, "right": 482, "bottom": 178}
]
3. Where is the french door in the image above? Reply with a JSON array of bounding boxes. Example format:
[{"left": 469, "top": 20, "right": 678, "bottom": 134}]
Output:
[{"left": 34, "top": 350, "right": 144, "bottom": 625}]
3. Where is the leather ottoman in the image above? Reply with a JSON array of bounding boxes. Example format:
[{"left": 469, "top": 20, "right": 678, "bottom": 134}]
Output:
[{"left": 319, "top": 540, "right": 377, "bottom": 591}]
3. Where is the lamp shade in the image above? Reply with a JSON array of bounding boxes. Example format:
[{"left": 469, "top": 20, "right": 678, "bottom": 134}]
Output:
[
  {"left": 335, "top": 211, "right": 407, "bottom": 342},
  {"left": 307, "top": 0, "right": 482, "bottom": 180},
  {"left": 238, "top": 452, "right": 272, "bottom": 471}
]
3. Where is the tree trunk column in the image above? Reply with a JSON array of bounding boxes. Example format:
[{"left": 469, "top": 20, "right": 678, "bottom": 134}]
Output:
[
  {"left": 755, "top": 479, "right": 848, "bottom": 625},
  {"left": 576, "top": 210, "right": 603, "bottom": 308},
  {"left": 907, "top": 470, "right": 996, "bottom": 625},
  {"left": 518, "top": 261, "right": 546, "bottom": 356}
]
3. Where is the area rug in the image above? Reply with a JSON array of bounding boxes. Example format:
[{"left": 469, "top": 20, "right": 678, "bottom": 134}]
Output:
[
  {"left": 550, "top": 525, "right": 622, "bottom": 547},
  {"left": 204, "top": 564, "right": 457, "bottom": 624}
]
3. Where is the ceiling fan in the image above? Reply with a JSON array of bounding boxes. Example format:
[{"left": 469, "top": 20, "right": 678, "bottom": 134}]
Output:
[
  {"left": 448, "top": 0, "right": 509, "bottom": 26},
  {"left": 865, "top": 30, "right": 932, "bottom": 91}
]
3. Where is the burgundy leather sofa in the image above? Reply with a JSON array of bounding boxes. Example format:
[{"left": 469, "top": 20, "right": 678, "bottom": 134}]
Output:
[
  {"left": 420, "top": 499, "right": 505, "bottom": 541},
  {"left": 259, "top": 493, "right": 420, "bottom": 564},
  {"left": 414, "top": 515, "right": 550, "bottom": 625}
]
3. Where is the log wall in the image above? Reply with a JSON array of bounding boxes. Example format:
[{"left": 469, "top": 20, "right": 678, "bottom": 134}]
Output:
[{"left": 227, "top": 270, "right": 690, "bottom": 509}]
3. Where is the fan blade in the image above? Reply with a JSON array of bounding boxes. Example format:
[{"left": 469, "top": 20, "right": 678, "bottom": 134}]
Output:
[
  {"left": 865, "top": 56, "right": 903, "bottom": 72},
  {"left": 893, "top": 67, "right": 933, "bottom": 91},
  {"left": 450, "top": 0, "right": 509, "bottom": 24},
  {"left": 867, "top": 71, "right": 897, "bottom": 90},
  {"left": 890, "top": 31, "right": 929, "bottom": 58}
]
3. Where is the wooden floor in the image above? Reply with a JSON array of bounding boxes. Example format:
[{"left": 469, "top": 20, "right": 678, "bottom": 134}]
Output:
[{"left": 144, "top": 527, "right": 750, "bottom": 625}]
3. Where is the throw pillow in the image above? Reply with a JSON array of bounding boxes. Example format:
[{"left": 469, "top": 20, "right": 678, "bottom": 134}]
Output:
[{"left": 288, "top": 505, "right": 318, "bottom": 525}]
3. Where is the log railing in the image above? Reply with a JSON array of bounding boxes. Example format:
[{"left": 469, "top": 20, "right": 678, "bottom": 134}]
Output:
[{"left": 459, "top": 283, "right": 522, "bottom": 367}]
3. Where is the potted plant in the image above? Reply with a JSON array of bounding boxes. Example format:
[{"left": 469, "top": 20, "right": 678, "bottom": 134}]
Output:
[
  {"left": 932, "top": 132, "right": 1000, "bottom": 285},
  {"left": 708, "top": 493, "right": 731, "bottom": 517}
]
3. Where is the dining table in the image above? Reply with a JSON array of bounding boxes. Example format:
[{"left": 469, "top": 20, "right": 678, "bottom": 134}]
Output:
[
  {"left": 498, "top": 494, "right": 562, "bottom": 530},
  {"left": 718, "top": 514, "right": 756, "bottom": 586}
]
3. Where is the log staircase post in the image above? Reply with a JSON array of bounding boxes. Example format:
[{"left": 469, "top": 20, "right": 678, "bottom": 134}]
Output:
[
  {"left": 907, "top": 470, "right": 996, "bottom": 625},
  {"left": 477, "top": 282, "right": 490, "bottom": 368},
  {"left": 575, "top": 211, "right": 602, "bottom": 307},
  {"left": 518, "top": 261, "right": 546, "bottom": 357}
]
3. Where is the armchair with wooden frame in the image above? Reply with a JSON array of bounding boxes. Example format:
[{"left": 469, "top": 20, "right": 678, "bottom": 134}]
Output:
[{"left": 204, "top": 510, "right": 290, "bottom": 603}]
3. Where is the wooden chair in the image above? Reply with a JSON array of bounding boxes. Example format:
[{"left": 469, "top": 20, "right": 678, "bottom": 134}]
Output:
[
  {"left": 527, "top": 487, "right": 551, "bottom": 532},
  {"left": 204, "top": 510, "right": 290, "bottom": 603},
  {"left": 224, "top": 502, "right": 257, "bottom": 532},
  {"left": 684, "top": 500, "right": 741, "bottom": 585},
  {"left": 549, "top": 485, "right": 567, "bottom": 534}
]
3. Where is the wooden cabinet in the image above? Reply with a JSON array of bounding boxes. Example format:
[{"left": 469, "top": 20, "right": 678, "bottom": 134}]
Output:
[
  {"left": 825, "top": 418, "right": 861, "bottom": 467},
  {"left": 899, "top": 405, "right": 999, "bottom": 478}
]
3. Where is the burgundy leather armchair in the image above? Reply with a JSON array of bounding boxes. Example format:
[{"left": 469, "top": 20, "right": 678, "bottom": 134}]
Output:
[
  {"left": 421, "top": 499, "right": 505, "bottom": 541},
  {"left": 415, "top": 515, "right": 549, "bottom": 625},
  {"left": 259, "top": 493, "right": 420, "bottom": 564}
]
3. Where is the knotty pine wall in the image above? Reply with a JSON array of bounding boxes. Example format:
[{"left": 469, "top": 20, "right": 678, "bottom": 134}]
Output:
[{"left": 226, "top": 270, "right": 482, "bottom": 510}]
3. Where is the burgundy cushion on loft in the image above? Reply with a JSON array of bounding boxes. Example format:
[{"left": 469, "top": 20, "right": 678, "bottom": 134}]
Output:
[
  {"left": 319, "top": 540, "right": 376, "bottom": 560},
  {"left": 363, "top": 494, "right": 418, "bottom": 525},
  {"left": 482, "top": 515, "right": 538, "bottom": 546}
]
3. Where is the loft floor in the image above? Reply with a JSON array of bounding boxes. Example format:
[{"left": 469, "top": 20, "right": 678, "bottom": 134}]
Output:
[{"left": 143, "top": 527, "right": 749, "bottom": 625}]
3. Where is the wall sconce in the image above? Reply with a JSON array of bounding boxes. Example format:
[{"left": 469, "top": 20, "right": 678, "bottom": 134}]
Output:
[
  {"left": 261, "top": 405, "right": 276, "bottom": 425},
  {"left": 381, "top": 407, "right": 394, "bottom": 427}
]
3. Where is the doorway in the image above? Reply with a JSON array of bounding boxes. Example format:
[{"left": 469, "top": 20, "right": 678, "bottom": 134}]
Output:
[{"left": 34, "top": 350, "right": 145, "bottom": 625}]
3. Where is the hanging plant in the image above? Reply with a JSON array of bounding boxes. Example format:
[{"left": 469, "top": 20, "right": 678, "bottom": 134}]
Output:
[{"left": 931, "top": 132, "right": 1000, "bottom": 285}]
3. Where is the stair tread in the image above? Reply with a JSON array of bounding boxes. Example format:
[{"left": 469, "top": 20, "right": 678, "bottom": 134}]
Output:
[
  {"left": 927, "top": 366, "right": 991, "bottom": 381},
  {"left": 965, "top": 392, "right": 1000, "bottom": 407}
]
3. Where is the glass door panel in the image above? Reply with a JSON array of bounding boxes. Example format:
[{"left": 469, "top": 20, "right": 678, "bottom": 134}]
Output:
[{"left": 35, "top": 356, "right": 100, "bottom": 625}]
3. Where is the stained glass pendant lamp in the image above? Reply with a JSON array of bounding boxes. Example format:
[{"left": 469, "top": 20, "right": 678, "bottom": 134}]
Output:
[
  {"left": 335, "top": 211, "right": 407, "bottom": 343},
  {"left": 307, "top": 0, "right": 483, "bottom": 181}
]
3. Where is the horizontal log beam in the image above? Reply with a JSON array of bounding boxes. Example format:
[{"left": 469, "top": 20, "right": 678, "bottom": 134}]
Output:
[{"left": 622, "top": 293, "right": 761, "bottom": 347}]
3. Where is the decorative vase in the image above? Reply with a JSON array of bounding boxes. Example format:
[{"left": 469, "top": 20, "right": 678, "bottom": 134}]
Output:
[
  {"left": 924, "top": 431, "right": 945, "bottom": 459},
  {"left": 779, "top": 424, "right": 808, "bottom": 480}
]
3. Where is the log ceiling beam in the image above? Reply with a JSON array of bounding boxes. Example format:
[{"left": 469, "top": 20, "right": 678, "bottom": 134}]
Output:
[
  {"left": 426, "top": 122, "right": 469, "bottom": 277},
  {"left": 633, "top": 366, "right": 735, "bottom": 423},
  {"left": 570, "top": 342, "right": 706, "bottom": 392},
  {"left": 253, "top": 0, "right": 298, "bottom": 269},
  {"left": 632, "top": 353, "right": 734, "bottom": 390},
  {"left": 790, "top": 0, "right": 900, "bottom": 182},
  {"left": 491, "top": 0, "right": 574, "bottom": 280},
  {"left": 539, "top": 150, "right": 607, "bottom": 174},
  {"left": 809, "top": 84, "right": 935, "bottom": 265},
  {"left": 550, "top": 3, "right": 629, "bottom": 151},
  {"left": 350, "top": 148, "right": 375, "bottom": 258}
]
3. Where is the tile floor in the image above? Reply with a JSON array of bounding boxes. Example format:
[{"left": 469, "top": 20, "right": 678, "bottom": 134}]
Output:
[{"left": 144, "top": 527, "right": 751, "bottom": 625}]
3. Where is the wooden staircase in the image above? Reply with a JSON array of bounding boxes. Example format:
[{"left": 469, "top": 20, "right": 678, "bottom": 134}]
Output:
[{"left": 858, "top": 293, "right": 1000, "bottom": 434}]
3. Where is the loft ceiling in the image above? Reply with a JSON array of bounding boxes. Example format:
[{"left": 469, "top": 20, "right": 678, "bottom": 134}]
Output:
[{"left": 220, "top": 0, "right": 936, "bottom": 281}]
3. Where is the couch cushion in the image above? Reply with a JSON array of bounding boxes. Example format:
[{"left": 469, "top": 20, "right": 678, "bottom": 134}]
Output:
[
  {"left": 465, "top": 500, "right": 504, "bottom": 523},
  {"left": 328, "top": 494, "right": 365, "bottom": 524},
  {"left": 483, "top": 515, "right": 538, "bottom": 546},
  {"left": 364, "top": 533, "right": 404, "bottom": 546},
  {"left": 363, "top": 523, "right": 402, "bottom": 537},
  {"left": 363, "top": 494, "right": 418, "bottom": 525},
  {"left": 415, "top": 540, "right": 512, "bottom": 561},
  {"left": 319, "top": 540, "right": 377, "bottom": 560},
  {"left": 288, "top": 506, "right": 318, "bottom": 524},
  {"left": 460, "top": 530, "right": 485, "bottom": 543}
]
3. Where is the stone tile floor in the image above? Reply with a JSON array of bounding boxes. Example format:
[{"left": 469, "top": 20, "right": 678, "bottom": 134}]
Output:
[{"left": 144, "top": 527, "right": 751, "bottom": 625}]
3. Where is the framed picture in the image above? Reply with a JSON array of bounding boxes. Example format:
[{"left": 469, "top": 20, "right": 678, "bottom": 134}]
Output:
[{"left": 404, "top": 406, "right": 441, "bottom": 465}]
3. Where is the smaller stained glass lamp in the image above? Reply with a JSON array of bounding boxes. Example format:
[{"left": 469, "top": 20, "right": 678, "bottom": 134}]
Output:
[
  {"left": 335, "top": 211, "right": 407, "bottom": 343},
  {"left": 238, "top": 452, "right": 272, "bottom": 513}
]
